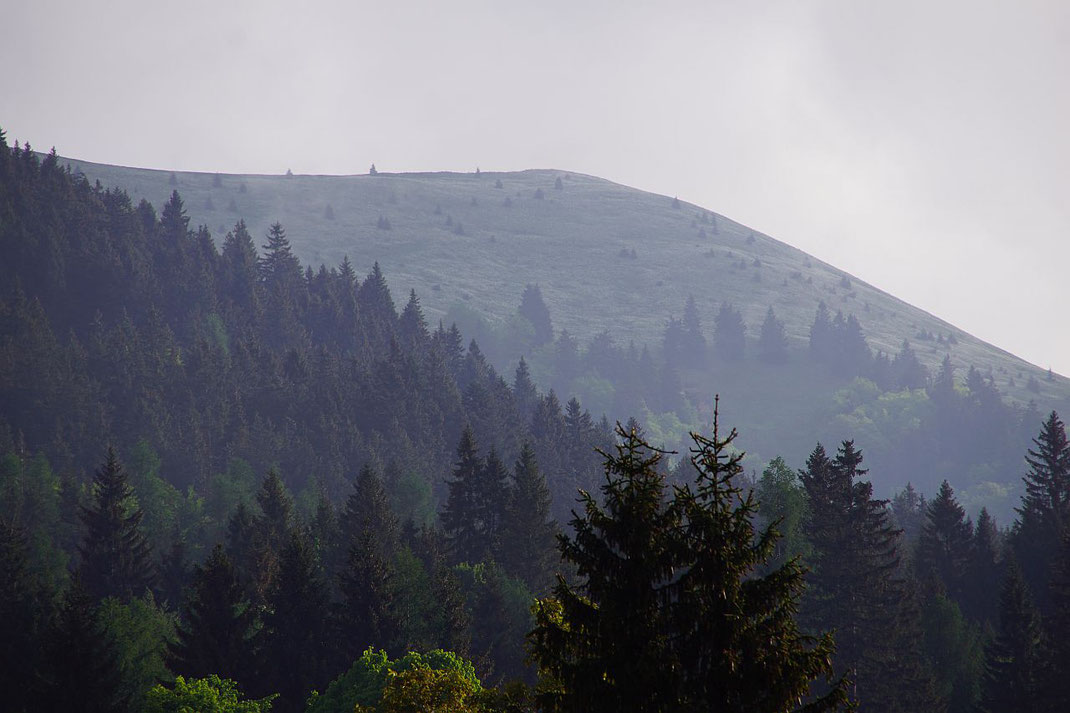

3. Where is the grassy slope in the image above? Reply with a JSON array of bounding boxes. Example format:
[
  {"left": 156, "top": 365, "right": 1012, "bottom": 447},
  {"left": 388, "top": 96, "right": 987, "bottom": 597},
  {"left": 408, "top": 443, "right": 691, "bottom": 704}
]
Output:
[{"left": 61, "top": 157, "right": 1070, "bottom": 517}]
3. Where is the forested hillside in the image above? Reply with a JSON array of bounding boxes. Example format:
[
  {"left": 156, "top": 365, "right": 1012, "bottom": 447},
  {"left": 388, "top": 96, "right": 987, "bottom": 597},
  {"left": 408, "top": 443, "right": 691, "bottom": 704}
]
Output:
[
  {"left": 53, "top": 149, "right": 1070, "bottom": 520},
  {"left": 7, "top": 135, "right": 1070, "bottom": 713}
]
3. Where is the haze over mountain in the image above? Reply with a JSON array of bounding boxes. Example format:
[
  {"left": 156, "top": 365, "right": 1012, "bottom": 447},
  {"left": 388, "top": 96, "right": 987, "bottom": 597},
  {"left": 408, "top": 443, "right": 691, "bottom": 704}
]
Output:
[{"left": 65, "top": 154, "right": 1067, "bottom": 408}]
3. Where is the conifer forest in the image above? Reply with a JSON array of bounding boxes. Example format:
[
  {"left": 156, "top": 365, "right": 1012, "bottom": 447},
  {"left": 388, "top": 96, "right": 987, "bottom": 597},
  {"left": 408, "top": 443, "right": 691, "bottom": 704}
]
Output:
[{"left": 5, "top": 135, "right": 1070, "bottom": 713}]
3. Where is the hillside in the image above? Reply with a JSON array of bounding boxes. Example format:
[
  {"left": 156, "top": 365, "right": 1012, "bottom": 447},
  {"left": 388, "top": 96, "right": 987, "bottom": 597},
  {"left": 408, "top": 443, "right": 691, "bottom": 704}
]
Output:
[
  {"left": 64, "top": 157, "right": 1066, "bottom": 405},
  {"left": 54, "top": 155, "right": 1070, "bottom": 521}
]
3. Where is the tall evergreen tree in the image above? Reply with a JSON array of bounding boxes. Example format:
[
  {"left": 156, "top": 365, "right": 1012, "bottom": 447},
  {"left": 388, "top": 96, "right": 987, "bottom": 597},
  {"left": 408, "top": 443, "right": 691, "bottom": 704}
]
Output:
[
  {"left": 757, "top": 306, "right": 789, "bottom": 363},
  {"left": 500, "top": 443, "right": 556, "bottom": 592},
  {"left": 169, "top": 544, "right": 256, "bottom": 685},
  {"left": 259, "top": 531, "right": 332, "bottom": 713},
  {"left": 41, "top": 577, "right": 130, "bottom": 713},
  {"left": 1013, "top": 411, "right": 1070, "bottom": 609},
  {"left": 78, "top": 447, "right": 156, "bottom": 602},
  {"left": 530, "top": 413, "right": 849, "bottom": 713},
  {"left": 335, "top": 528, "right": 399, "bottom": 662},
  {"left": 0, "top": 522, "right": 49, "bottom": 713},
  {"left": 339, "top": 464, "right": 400, "bottom": 563},
  {"left": 980, "top": 561, "right": 1043, "bottom": 713},
  {"left": 518, "top": 284, "right": 553, "bottom": 346},
  {"left": 713, "top": 302, "right": 746, "bottom": 361},
  {"left": 441, "top": 427, "right": 485, "bottom": 564},
  {"left": 801, "top": 441, "right": 938, "bottom": 712},
  {"left": 915, "top": 480, "right": 973, "bottom": 604},
  {"left": 1041, "top": 530, "right": 1070, "bottom": 712}
]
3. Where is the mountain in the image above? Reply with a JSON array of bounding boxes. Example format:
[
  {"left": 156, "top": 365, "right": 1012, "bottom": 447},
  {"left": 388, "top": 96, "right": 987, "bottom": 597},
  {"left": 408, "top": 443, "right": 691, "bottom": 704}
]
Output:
[{"left": 52, "top": 155, "right": 1070, "bottom": 520}]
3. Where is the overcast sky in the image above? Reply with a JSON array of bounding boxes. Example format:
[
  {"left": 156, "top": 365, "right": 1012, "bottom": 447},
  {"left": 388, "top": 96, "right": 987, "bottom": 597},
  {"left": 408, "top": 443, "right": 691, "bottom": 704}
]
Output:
[{"left": 4, "top": 0, "right": 1068, "bottom": 374}]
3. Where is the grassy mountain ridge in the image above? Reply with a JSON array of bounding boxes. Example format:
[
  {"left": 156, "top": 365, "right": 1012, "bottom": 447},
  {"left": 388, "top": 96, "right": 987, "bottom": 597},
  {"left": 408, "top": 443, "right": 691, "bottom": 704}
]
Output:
[{"left": 62, "top": 155, "right": 1066, "bottom": 410}]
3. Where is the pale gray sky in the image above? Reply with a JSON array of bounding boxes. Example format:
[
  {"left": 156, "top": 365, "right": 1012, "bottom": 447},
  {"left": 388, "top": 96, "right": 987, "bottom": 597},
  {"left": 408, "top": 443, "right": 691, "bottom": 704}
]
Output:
[{"left": 4, "top": 0, "right": 1068, "bottom": 374}]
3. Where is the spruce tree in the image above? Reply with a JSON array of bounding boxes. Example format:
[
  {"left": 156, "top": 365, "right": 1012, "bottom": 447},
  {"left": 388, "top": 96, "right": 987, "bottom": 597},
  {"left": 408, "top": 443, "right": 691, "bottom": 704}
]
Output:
[
  {"left": 41, "top": 577, "right": 130, "bottom": 713},
  {"left": 713, "top": 302, "right": 746, "bottom": 361},
  {"left": 518, "top": 284, "right": 553, "bottom": 346},
  {"left": 441, "top": 426, "right": 484, "bottom": 563},
  {"left": 963, "top": 507, "right": 1001, "bottom": 624},
  {"left": 500, "top": 442, "right": 556, "bottom": 592},
  {"left": 530, "top": 413, "right": 849, "bottom": 713},
  {"left": 980, "top": 561, "right": 1043, "bottom": 713},
  {"left": 915, "top": 480, "right": 973, "bottom": 604},
  {"left": 1040, "top": 530, "right": 1070, "bottom": 711},
  {"left": 335, "top": 528, "right": 399, "bottom": 662},
  {"left": 801, "top": 441, "right": 938, "bottom": 712},
  {"left": 169, "top": 544, "right": 256, "bottom": 685},
  {"left": 339, "top": 464, "right": 399, "bottom": 562},
  {"left": 0, "top": 522, "right": 49, "bottom": 713},
  {"left": 1013, "top": 411, "right": 1070, "bottom": 609},
  {"left": 259, "top": 530, "right": 332, "bottom": 713},
  {"left": 78, "top": 447, "right": 156, "bottom": 602},
  {"left": 757, "top": 306, "right": 789, "bottom": 363},
  {"left": 513, "top": 357, "right": 538, "bottom": 420}
]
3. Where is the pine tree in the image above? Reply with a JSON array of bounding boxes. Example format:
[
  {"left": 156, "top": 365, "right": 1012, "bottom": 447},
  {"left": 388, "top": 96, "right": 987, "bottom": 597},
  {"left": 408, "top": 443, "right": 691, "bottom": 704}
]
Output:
[
  {"left": 680, "top": 294, "right": 706, "bottom": 368},
  {"left": 1041, "top": 530, "right": 1070, "bottom": 711},
  {"left": 442, "top": 427, "right": 484, "bottom": 563},
  {"left": 259, "top": 531, "right": 332, "bottom": 712},
  {"left": 41, "top": 577, "right": 130, "bottom": 713},
  {"left": 1013, "top": 411, "right": 1070, "bottom": 608},
  {"left": 519, "top": 284, "right": 553, "bottom": 346},
  {"left": 339, "top": 464, "right": 400, "bottom": 562},
  {"left": 713, "top": 302, "right": 746, "bottom": 361},
  {"left": 801, "top": 441, "right": 938, "bottom": 712},
  {"left": 963, "top": 507, "right": 1001, "bottom": 623},
  {"left": 530, "top": 415, "right": 849, "bottom": 713},
  {"left": 757, "top": 306, "right": 789, "bottom": 363},
  {"left": 500, "top": 443, "right": 556, "bottom": 592},
  {"left": 513, "top": 357, "right": 538, "bottom": 420},
  {"left": 78, "top": 447, "right": 156, "bottom": 602},
  {"left": 915, "top": 480, "right": 973, "bottom": 604},
  {"left": 335, "top": 528, "right": 399, "bottom": 662},
  {"left": 0, "top": 522, "right": 49, "bottom": 713},
  {"left": 397, "top": 289, "right": 429, "bottom": 353},
  {"left": 169, "top": 544, "right": 256, "bottom": 685},
  {"left": 980, "top": 561, "right": 1043, "bottom": 713}
]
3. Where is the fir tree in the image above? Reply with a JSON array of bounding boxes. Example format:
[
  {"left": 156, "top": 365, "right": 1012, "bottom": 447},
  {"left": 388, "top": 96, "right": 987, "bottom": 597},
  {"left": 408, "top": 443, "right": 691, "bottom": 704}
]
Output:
[
  {"left": 259, "top": 531, "right": 332, "bottom": 712},
  {"left": 1013, "top": 411, "right": 1070, "bottom": 608},
  {"left": 169, "top": 544, "right": 256, "bottom": 685},
  {"left": 530, "top": 412, "right": 850, "bottom": 713},
  {"left": 801, "top": 441, "right": 938, "bottom": 712},
  {"left": 713, "top": 302, "right": 746, "bottom": 361},
  {"left": 513, "top": 357, "right": 538, "bottom": 420},
  {"left": 519, "top": 284, "right": 553, "bottom": 346},
  {"left": 339, "top": 464, "right": 400, "bottom": 563},
  {"left": 757, "top": 306, "right": 789, "bottom": 363},
  {"left": 980, "top": 561, "right": 1043, "bottom": 713},
  {"left": 1041, "top": 530, "right": 1070, "bottom": 711},
  {"left": 915, "top": 480, "right": 973, "bottom": 604},
  {"left": 441, "top": 427, "right": 484, "bottom": 563},
  {"left": 335, "top": 528, "right": 399, "bottom": 662},
  {"left": 963, "top": 507, "right": 1001, "bottom": 623},
  {"left": 500, "top": 442, "right": 556, "bottom": 592},
  {"left": 0, "top": 522, "right": 48, "bottom": 713},
  {"left": 41, "top": 577, "right": 130, "bottom": 713},
  {"left": 78, "top": 447, "right": 156, "bottom": 602}
]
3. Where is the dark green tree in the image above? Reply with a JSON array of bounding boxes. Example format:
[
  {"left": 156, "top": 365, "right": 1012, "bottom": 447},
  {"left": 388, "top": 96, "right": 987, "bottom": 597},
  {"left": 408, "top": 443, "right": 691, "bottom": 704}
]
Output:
[
  {"left": 801, "top": 441, "right": 938, "bottom": 712},
  {"left": 340, "top": 464, "right": 400, "bottom": 563},
  {"left": 1040, "top": 530, "right": 1070, "bottom": 711},
  {"left": 499, "top": 442, "right": 556, "bottom": 592},
  {"left": 169, "top": 544, "right": 256, "bottom": 685},
  {"left": 915, "top": 480, "right": 973, "bottom": 604},
  {"left": 335, "top": 528, "right": 399, "bottom": 662},
  {"left": 1013, "top": 411, "right": 1070, "bottom": 609},
  {"left": 259, "top": 530, "right": 332, "bottom": 713},
  {"left": 530, "top": 412, "right": 849, "bottom": 713},
  {"left": 442, "top": 426, "right": 485, "bottom": 563},
  {"left": 41, "top": 578, "right": 130, "bottom": 713},
  {"left": 78, "top": 447, "right": 156, "bottom": 602},
  {"left": 0, "top": 522, "right": 49, "bottom": 713},
  {"left": 980, "top": 561, "right": 1043, "bottom": 713}
]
